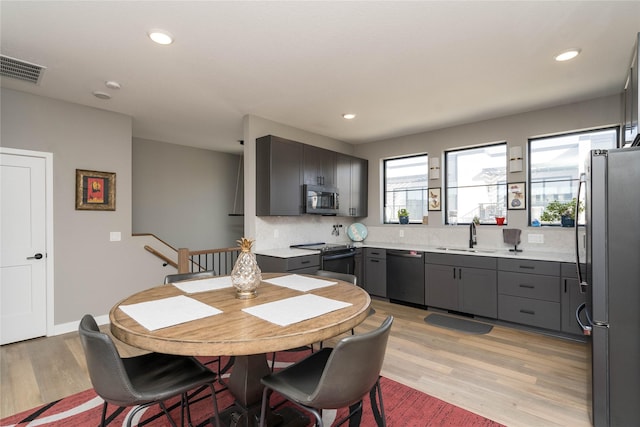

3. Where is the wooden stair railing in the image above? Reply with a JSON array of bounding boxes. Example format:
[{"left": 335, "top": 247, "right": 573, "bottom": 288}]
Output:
[
  {"left": 136, "top": 233, "right": 241, "bottom": 275},
  {"left": 144, "top": 245, "right": 178, "bottom": 268},
  {"left": 178, "top": 247, "right": 241, "bottom": 275}
]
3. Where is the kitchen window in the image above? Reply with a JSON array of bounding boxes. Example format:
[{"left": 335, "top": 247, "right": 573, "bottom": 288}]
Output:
[
  {"left": 529, "top": 127, "right": 618, "bottom": 225},
  {"left": 445, "top": 143, "right": 507, "bottom": 225},
  {"left": 383, "top": 154, "right": 428, "bottom": 224}
]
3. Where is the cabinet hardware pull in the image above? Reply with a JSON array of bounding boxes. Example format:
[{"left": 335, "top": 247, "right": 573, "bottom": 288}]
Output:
[
  {"left": 520, "top": 309, "right": 535, "bottom": 315},
  {"left": 453, "top": 268, "right": 456, "bottom": 279},
  {"left": 371, "top": 259, "right": 379, "bottom": 263},
  {"left": 519, "top": 284, "right": 535, "bottom": 289},
  {"left": 519, "top": 265, "right": 535, "bottom": 269},
  {"left": 301, "top": 260, "right": 310, "bottom": 264},
  {"left": 459, "top": 268, "right": 462, "bottom": 279}
]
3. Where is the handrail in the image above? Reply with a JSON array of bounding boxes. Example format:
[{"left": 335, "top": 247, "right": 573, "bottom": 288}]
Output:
[
  {"left": 178, "top": 247, "right": 241, "bottom": 274},
  {"left": 133, "top": 233, "right": 178, "bottom": 252},
  {"left": 144, "top": 245, "right": 178, "bottom": 268},
  {"left": 135, "top": 233, "right": 241, "bottom": 275}
]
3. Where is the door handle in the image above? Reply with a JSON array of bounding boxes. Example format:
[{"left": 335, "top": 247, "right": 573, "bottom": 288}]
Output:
[{"left": 27, "top": 253, "right": 43, "bottom": 260}]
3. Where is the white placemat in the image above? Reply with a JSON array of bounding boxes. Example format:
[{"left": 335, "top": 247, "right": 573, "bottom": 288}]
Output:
[
  {"left": 119, "top": 295, "right": 222, "bottom": 331},
  {"left": 172, "top": 276, "right": 233, "bottom": 293},
  {"left": 242, "top": 294, "right": 352, "bottom": 326},
  {"left": 262, "top": 274, "right": 337, "bottom": 292}
]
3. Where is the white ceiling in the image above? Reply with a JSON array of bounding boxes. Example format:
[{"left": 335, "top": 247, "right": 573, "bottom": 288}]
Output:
[{"left": 1, "top": 1, "right": 639, "bottom": 154}]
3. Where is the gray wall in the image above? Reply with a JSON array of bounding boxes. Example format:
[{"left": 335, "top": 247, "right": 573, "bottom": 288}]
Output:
[
  {"left": 354, "top": 94, "right": 621, "bottom": 230},
  {"left": 241, "top": 95, "right": 621, "bottom": 254},
  {"left": 132, "top": 138, "right": 243, "bottom": 249},
  {"left": 242, "top": 115, "right": 355, "bottom": 249},
  {"left": 1, "top": 88, "right": 243, "bottom": 329}
]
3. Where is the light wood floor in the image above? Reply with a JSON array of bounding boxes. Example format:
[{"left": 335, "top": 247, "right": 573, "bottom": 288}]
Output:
[{"left": 0, "top": 299, "right": 590, "bottom": 426}]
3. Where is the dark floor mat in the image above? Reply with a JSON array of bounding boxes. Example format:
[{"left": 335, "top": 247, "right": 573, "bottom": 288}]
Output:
[{"left": 424, "top": 313, "right": 493, "bottom": 334}]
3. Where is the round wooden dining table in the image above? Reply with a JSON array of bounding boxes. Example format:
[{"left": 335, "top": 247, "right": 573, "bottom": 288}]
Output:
[{"left": 109, "top": 272, "right": 371, "bottom": 424}]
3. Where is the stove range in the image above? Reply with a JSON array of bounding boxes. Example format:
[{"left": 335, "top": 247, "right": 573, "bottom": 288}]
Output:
[
  {"left": 291, "top": 242, "right": 356, "bottom": 274},
  {"left": 290, "top": 242, "right": 354, "bottom": 252}
]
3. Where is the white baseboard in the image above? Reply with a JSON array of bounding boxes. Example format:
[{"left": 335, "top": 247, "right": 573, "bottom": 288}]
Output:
[{"left": 51, "top": 314, "right": 110, "bottom": 336}]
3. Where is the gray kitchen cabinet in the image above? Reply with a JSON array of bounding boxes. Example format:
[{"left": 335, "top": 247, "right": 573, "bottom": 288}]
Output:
[
  {"left": 560, "top": 263, "right": 587, "bottom": 335},
  {"left": 256, "top": 135, "right": 303, "bottom": 216},
  {"left": 497, "top": 259, "right": 561, "bottom": 330},
  {"left": 256, "top": 253, "right": 320, "bottom": 275},
  {"left": 303, "top": 145, "right": 336, "bottom": 187},
  {"left": 336, "top": 154, "right": 368, "bottom": 217},
  {"left": 364, "top": 248, "right": 386, "bottom": 297},
  {"left": 354, "top": 248, "right": 364, "bottom": 286},
  {"left": 425, "top": 262, "right": 458, "bottom": 310},
  {"left": 425, "top": 253, "right": 497, "bottom": 317}
]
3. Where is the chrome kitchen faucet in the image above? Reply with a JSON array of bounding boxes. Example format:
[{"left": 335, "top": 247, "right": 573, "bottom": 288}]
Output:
[{"left": 469, "top": 222, "right": 477, "bottom": 248}]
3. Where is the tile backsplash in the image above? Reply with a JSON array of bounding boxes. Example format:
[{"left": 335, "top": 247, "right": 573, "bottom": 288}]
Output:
[{"left": 255, "top": 217, "right": 581, "bottom": 256}]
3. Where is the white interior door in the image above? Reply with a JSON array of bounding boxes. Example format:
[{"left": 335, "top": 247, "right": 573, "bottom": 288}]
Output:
[{"left": 0, "top": 152, "right": 48, "bottom": 344}]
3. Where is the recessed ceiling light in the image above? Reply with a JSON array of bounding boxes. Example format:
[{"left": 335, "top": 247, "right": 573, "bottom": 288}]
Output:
[
  {"left": 342, "top": 113, "right": 356, "bottom": 120},
  {"left": 93, "top": 91, "right": 111, "bottom": 100},
  {"left": 105, "top": 80, "right": 121, "bottom": 90},
  {"left": 555, "top": 49, "right": 581, "bottom": 62},
  {"left": 148, "top": 30, "right": 174, "bottom": 45}
]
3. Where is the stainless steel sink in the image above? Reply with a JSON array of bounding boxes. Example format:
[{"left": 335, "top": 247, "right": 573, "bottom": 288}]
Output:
[{"left": 436, "top": 247, "right": 496, "bottom": 254}]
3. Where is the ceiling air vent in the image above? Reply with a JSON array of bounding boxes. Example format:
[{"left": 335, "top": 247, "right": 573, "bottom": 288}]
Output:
[{"left": 1, "top": 55, "right": 46, "bottom": 85}]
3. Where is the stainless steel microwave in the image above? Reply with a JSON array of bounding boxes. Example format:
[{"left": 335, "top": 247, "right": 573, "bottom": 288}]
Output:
[{"left": 304, "top": 185, "right": 339, "bottom": 215}]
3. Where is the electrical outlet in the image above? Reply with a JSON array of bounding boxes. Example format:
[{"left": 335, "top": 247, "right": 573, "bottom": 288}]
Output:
[
  {"left": 110, "top": 231, "right": 121, "bottom": 242},
  {"left": 528, "top": 233, "right": 544, "bottom": 244},
  {"left": 399, "top": 229, "right": 404, "bottom": 237},
  {"left": 274, "top": 229, "right": 279, "bottom": 238}
]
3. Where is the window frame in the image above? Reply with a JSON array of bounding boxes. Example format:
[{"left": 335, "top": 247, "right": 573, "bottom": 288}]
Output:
[
  {"left": 382, "top": 153, "right": 429, "bottom": 224},
  {"left": 444, "top": 142, "right": 508, "bottom": 225},
  {"left": 527, "top": 126, "right": 619, "bottom": 226}
]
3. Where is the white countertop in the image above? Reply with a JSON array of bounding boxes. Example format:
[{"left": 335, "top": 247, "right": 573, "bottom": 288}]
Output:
[
  {"left": 354, "top": 241, "right": 576, "bottom": 263},
  {"left": 256, "top": 242, "right": 576, "bottom": 264},
  {"left": 254, "top": 247, "right": 320, "bottom": 258}
]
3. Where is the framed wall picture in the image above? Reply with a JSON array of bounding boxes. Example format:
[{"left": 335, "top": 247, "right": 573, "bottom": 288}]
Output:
[
  {"left": 76, "top": 169, "right": 116, "bottom": 211},
  {"left": 428, "top": 187, "right": 441, "bottom": 211},
  {"left": 507, "top": 182, "right": 526, "bottom": 210}
]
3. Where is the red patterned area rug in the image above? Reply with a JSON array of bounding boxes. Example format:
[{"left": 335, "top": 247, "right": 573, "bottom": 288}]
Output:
[{"left": 1, "top": 354, "right": 504, "bottom": 427}]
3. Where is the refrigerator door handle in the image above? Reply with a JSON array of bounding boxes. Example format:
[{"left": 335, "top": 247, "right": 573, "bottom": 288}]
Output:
[
  {"left": 575, "top": 173, "right": 588, "bottom": 293},
  {"left": 575, "top": 302, "right": 592, "bottom": 336}
]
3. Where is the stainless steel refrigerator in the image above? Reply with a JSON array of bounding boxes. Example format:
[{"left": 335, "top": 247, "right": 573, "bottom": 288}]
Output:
[{"left": 575, "top": 146, "right": 640, "bottom": 427}]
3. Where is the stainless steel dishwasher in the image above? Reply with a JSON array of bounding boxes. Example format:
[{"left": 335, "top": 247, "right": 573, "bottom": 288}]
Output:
[{"left": 386, "top": 250, "right": 425, "bottom": 305}]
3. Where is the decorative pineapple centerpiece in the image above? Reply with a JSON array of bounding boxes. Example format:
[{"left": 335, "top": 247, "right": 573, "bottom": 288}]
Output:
[{"left": 231, "top": 237, "right": 262, "bottom": 299}]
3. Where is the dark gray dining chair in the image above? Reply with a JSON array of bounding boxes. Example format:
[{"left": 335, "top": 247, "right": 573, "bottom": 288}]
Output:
[
  {"left": 315, "top": 269, "right": 376, "bottom": 317},
  {"left": 163, "top": 270, "right": 231, "bottom": 378},
  {"left": 78, "top": 314, "right": 221, "bottom": 427},
  {"left": 314, "top": 269, "right": 357, "bottom": 285},
  {"left": 314, "top": 270, "right": 363, "bottom": 345},
  {"left": 259, "top": 316, "right": 393, "bottom": 427},
  {"left": 163, "top": 269, "right": 217, "bottom": 284},
  {"left": 270, "top": 270, "right": 359, "bottom": 371}
]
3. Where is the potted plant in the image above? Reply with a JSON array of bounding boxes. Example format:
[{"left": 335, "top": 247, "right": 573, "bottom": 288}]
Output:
[
  {"left": 540, "top": 198, "right": 584, "bottom": 227},
  {"left": 397, "top": 208, "right": 409, "bottom": 224}
]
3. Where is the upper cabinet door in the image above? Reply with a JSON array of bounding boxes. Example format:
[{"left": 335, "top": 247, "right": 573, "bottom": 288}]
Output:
[
  {"left": 256, "top": 135, "right": 303, "bottom": 216},
  {"left": 350, "top": 156, "right": 368, "bottom": 217},
  {"left": 303, "top": 145, "right": 336, "bottom": 187},
  {"left": 337, "top": 153, "right": 368, "bottom": 217}
]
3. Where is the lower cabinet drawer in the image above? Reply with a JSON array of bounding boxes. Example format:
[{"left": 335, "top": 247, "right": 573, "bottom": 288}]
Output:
[
  {"left": 498, "top": 295, "right": 560, "bottom": 330},
  {"left": 498, "top": 271, "right": 560, "bottom": 302},
  {"left": 287, "top": 254, "right": 320, "bottom": 271}
]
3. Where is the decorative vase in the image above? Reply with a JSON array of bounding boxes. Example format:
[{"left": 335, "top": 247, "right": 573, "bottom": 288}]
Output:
[
  {"left": 399, "top": 216, "right": 409, "bottom": 224},
  {"left": 561, "top": 215, "right": 575, "bottom": 227},
  {"left": 231, "top": 238, "right": 262, "bottom": 299}
]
